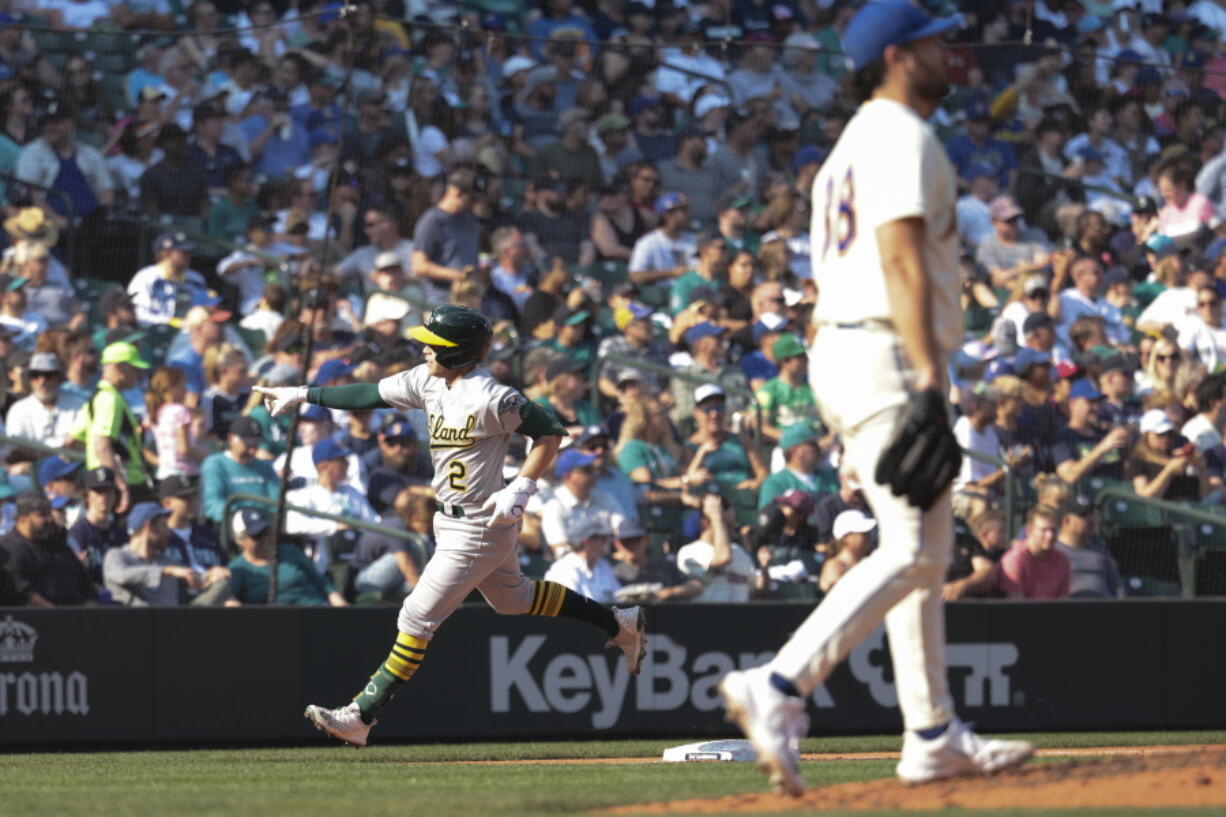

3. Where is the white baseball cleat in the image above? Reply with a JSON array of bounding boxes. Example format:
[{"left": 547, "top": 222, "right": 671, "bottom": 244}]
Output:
[
  {"left": 718, "top": 666, "right": 809, "bottom": 797},
  {"left": 304, "top": 702, "right": 375, "bottom": 747},
  {"left": 895, "top": 718, "right": 1034, "bottom": 784},
  {"left": 606, "top": 605, "right": 647, "bottom": 674}
]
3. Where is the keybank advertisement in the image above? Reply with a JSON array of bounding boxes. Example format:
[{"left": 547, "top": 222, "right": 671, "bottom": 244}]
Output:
[{"left": 0, "top": 602, "right": 1219, "bottom": 745}]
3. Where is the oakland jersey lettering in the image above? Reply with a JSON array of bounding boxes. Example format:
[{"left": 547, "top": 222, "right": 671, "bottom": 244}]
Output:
[
  {"left": 429, "top": 414, "right": 477, "bottom": 449},
  {"left": 377, "top": 364, "right": 526, "bottom": 508}
]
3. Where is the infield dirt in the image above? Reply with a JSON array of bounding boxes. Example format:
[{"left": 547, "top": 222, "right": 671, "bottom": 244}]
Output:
[{"left": 597, "top": 746, "right": 1226, "bottom": 813}]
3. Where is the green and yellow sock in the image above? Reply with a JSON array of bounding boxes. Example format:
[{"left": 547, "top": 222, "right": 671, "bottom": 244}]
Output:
[
  {"left": 352, "top": 632, "right": 428, "bottom": 723},
  {"left": 528, "top": 580, "right": 618, "bottom": 638}
]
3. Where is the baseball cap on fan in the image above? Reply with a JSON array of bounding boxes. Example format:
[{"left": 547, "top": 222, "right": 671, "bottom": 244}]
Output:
[
  {"left": 840, "top": 0, "right": 962, "bottom": 70},
  {"left": 833, "top": 509, "right": 877, "bottom": 540},
  {"left": 232, "top": 507, "right": 271, "bottom": 539}
]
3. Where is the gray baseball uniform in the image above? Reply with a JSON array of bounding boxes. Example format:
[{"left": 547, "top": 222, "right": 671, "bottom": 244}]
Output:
[{"left": 375, "top": 364, "right": 557, "bottom": 640}]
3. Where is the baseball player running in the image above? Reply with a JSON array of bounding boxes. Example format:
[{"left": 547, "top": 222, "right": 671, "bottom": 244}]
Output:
[
  {"left": 255, "top": 304, "right": 646, "bottom": 746},
  {"left": 718, "top": 0, "right": 1033, "bottom": 795}
]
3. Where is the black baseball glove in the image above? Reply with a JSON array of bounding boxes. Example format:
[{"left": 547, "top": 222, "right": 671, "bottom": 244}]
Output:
[{"left": 874, "top": 388, "right": 962, "bottom": 511}]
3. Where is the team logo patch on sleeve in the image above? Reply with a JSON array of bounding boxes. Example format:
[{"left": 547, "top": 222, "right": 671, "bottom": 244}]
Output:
[{"left": 498, "top": 392, "right": 527, "bottom": 416}]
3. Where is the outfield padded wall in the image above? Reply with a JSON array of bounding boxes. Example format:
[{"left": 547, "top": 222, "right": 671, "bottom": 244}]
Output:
[{"left": 0, "top": 601, "right": 1222, "bottom": 746}]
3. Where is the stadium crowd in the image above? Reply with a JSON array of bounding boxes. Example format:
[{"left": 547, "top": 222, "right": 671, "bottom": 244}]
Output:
[{"left": 0, "top": 0, "right": 1225, "bottom": 608}]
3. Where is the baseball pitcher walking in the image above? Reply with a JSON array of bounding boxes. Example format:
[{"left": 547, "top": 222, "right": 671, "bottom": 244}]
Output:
[
  {"left": 718, "top": 0, "right": 1033, "bottom": 795},
  {"left": 255, "top": 305, "right": 646, "bottom": 746}
]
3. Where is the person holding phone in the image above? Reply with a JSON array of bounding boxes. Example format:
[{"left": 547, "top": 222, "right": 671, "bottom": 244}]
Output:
[{"left": 1125, "top": 408, "right": 1207, "bottom": 501}]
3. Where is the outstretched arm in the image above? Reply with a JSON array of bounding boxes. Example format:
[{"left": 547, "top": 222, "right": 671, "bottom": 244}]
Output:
[{"left": 254, "top": 383, "right": 392, "bottom": 415}]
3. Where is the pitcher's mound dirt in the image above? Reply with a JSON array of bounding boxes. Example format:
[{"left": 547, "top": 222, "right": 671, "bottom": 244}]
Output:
[{"left": 600, "top": 748, "right": 1226, "bottom": 813}]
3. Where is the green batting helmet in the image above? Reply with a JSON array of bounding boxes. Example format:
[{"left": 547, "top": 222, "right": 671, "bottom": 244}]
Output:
[{"left": 407, "top": 304, "right": 493, "bottom": 368}]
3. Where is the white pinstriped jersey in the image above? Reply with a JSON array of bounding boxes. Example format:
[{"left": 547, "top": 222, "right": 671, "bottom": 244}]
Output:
[
  {"left": 378, "top": 365, "right": 525, "bottom": 508},
  {"left": 809, "top": 98, "right": 963, "bottom": 354}
]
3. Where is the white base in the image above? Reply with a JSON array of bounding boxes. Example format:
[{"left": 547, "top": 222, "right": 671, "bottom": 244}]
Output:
[{"left": 661, "top": 739, "right": 757, "bottom": 762}]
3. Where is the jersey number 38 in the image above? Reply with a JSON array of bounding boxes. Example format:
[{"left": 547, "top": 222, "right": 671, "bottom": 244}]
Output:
[{"left": 820, "top": 167, "right": 856, "bottom": 261}]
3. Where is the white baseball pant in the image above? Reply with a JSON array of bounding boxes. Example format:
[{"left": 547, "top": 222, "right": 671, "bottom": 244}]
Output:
[
  {"left": 396, "top": 512, "right": 535, "bottom": 640},
  {"left": 768, "top": 325, "right": 955, "bottom": 731}
]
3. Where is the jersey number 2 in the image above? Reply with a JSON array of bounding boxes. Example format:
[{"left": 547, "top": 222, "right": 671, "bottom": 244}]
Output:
[
  {"left": 447, "top": 461, "right": 468, "bottom": 492},
  {"left": 821, "top": 167, "right": 856, "bottom": 260}
]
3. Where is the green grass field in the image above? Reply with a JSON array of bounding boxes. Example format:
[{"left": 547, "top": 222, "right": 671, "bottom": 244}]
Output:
[{"left": 2, "top": 731, "right": 1226, "bottom": 817}]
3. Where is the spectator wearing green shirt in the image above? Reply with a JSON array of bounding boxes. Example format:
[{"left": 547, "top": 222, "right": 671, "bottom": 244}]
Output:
[
  {"left": 685, "top": 384, "right": 767, "bottom": 493},
  {"left": 535, "top": 357, "right": 601, "bottom": 436},
  {"left": 227, "top": 508, "right": 347, "bottom": 606},
  {"left": 200, "top": 416, "right": 280, "bottom": 524},
  {"left": 205, "top": 165, "right": 258, "bottom": 241},
  {"left": 80, "top": 341, "right": 153, "bottom": 513},
  {"left": 545, "top": 307, "right": 595, "bottom": 369},
  {"left": 755, "top": 333, "right": 818, "bottom": 443},
  {"left": 530, "top": 108, "right": 603, "bottom": 191},
  {"left": 669, "top": 233, "right": 726, "bottom": 315},
  {"left": 758, "top": 423, "right": 837, "bottom": 509}
]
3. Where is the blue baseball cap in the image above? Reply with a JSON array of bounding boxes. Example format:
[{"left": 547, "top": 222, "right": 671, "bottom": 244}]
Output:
[
  {"left": 841, "top": 0, "right": 962, "bottom": 70},
  {"left": 379, "top": 421, "right": 416, "bottom": 441},
  {"left": 555, "top": 448, "right": 597, "bottom": 478},
  {"left": 654, "top": 191, "right": 689, "bottom": 216},
  {"left": 1012, "top": 347, "right": 1052, "bottom": 374},
  {"left": 190, "top": 289, "right": 223, "bottom": 309},
  {"left": 983, "top": 356, "right": 1015, "bottom": 383},
  {"left": 966, "top": 161, "right": 999, "bottom": 180},
  {"left": 1077, "top": 145, "right": 1105, "bottom": 163},
  {"left": 628, "top": 94, "right": 662, "bottom": 117},
  {"left": 232, "top": 507, "right": 271, "bottom": 539},
  {"left": 965, "top": 98, "right": 990, "bottom": 121},
  {"left": 1204, "top": 237, "right": 1226, "bottom": 264},
  {"left": 300, "top": 404, "right": 332, "bottom": 422},
  {"left": 126, "top": 501, "right": 170, "bottom": 534},
  {"left": 38, "top": 456, "right": 81, "bottom": 485},
  {"left": 312, "top": 438, "right": 352, "bottom": 465},
  {"left": 1069, "top": 378, "right": 1104, "bottom": 401},
  {"left": 791, "top": 144, "right": 827, "bottom": 174},
  {"left": 310, "top": 130, "right": 339, "bottom": 149},
  {"left": 1178, "top": 50, "right": 1207, "bottom": 70},
  {"left": 311, "top": 358, "right": 355, "bottom": 386},
  {"left": 684, "top": 321, "right": 725, "bottom": 347}
]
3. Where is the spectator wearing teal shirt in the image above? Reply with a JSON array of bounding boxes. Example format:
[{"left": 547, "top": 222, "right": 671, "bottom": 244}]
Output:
[
  {"left": 535, "top": 357, "right": 601, "bottom": 435},
  {"left": 201, "top": 417, "right": 279, "bottom": 523},
  {"left": 544, "top": 307, "right": 595, "bottom": 369},
  {"left": 616, "top": 396, "right": 697, "bottom": 507},
  {"left": 227, "top": 508, "right": 346, "bottom": 606},
  {"left": 758, "top": 423, "right": 837, "bottom": 509},
  {"left": 669, "top": 233, "right": 727, "bottom": 315},
  {"left": 685, "top": 384, "right": 767, "bottom": 493}
]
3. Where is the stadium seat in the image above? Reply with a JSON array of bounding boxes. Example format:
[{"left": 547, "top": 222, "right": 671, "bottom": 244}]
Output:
[
  {"left": 143, "top": 323, "right": 178, "bottom": 367},
  {"left": 236, "top": 327, "right": 267, "bottom": 356},
  {"left": 771, "top": 581, "right": 819, "bottom": 602}
]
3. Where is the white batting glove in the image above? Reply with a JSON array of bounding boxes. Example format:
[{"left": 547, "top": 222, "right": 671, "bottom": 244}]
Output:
[
  {"left": 487, "top": 476, "right": 538, "bottom": 528},
  {"left": 252, "top": 385, "right": 309, "bottom": 417}
]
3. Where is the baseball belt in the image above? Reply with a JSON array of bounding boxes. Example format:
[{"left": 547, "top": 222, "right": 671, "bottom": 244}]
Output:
[
  {"left": 815, "top": 318, "right": 896, "bottom": 331},
  {"left": 433, "top": 500, "right": 466, "bottom": 519}
]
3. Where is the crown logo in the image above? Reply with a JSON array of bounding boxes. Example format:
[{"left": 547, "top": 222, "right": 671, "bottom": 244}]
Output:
[{"left": 0, "top": 615, "right": 37, "bottom": 663}]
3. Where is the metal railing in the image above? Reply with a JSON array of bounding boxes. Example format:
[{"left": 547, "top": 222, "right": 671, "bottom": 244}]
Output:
[
  {"left": 961, "top": 448, "right": 1019, "bottom": 543},
  {"left": 1093, "top": 484, "right": 1226, "bottom": 599},
  {"left": 218, "top": 491, "right": 418, "bottom": 555},
  {"left": 596, "top": 352, "right": 765, "bottom": 446}
]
